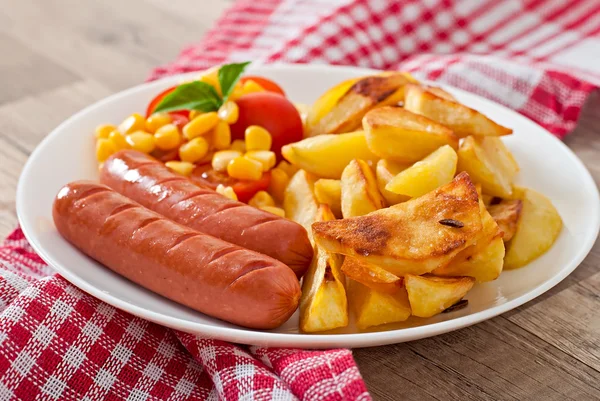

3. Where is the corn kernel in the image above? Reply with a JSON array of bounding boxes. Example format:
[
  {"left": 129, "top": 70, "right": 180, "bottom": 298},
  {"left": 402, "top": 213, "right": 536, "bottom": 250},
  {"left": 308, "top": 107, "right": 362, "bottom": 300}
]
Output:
[
  {"left": 249, "top": 191, "right": 275, "bottom": 208},
  {"left": 245, "top": 150, "right": 275, "bottom": 171},
  {"left": 95, "top": 124, "right": 116, "bottom": 139},
  {"left": 183, "top": 112, "right": 219, "bottom": 139},
  {"left": 216, "top": 184, "right": 238, "bottom": 201},
  {"left": 165, "top": 161, "right": 195, "bottom": 176},
  {"left": 227, "top": 156, "right": 263, "bottom": 181},
  {"left": 213, "top": 121, "right": 231, "bottom": 150},
  {"left": 125, "top": 131, "right": 155, "bottom": 153},
  {"left": 119, "top": 113, "right": 146, "bottom": 134},
  {"left": 268, "top": 168, "right": 290, "bottom": 202},
  {"left": 245, "top": 126, "right": 272, "bottom": 151},
  {"left": 108, "top": 130, "right": 130, "bottom": 150},
  {"left": 218, "top": 101, "right": 239, "bottom": 124},
  {"left": 189, "top": 110, "right": 201, "bottom": 120},
  {"left": 179, "top": 137, "right": 209, "bottom": 163},
  {"left": 96, "top": 138, "right": 117, "bottom": 162},
  {"left": 276, "top": 160, "right": 298, "bottom": 178},
  {"left": 242, "top": 79, "right": 266, "bottom": 95},
  {"left": 230, "top": 139, "right": 246, "bottom": 153},
  {"left": 200, "top": 74, "right": 221, "bottom": 95},
  {"left": 228, "top": 83, "right": 245, "bottom": 102},
  {"left": 154, "top": 124, "right": 181, "bottom": 150},
  {"left": 212, "top": 150, "right": 242, "bottom": 172},
  {"left": 260, "top": 206, "right": 285, "bottom": 218},
  {"left": 145, "top": 113, "right": 172, "bottom": 133}
]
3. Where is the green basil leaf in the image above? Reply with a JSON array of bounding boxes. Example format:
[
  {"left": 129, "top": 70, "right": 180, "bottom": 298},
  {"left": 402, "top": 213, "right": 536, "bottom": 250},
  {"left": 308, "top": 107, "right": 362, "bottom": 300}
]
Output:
[
  {"left": 153, "top": 81, "right": 221, "bottom": 113},
  {"left": 218, "top": 61, "right": 251, "bottom": 103}
]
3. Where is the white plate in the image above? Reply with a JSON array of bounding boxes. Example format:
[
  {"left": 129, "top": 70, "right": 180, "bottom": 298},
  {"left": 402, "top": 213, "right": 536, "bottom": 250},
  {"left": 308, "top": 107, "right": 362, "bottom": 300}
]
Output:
[{"left": 17, "top": 64, "right": 600, "bottom": 348}]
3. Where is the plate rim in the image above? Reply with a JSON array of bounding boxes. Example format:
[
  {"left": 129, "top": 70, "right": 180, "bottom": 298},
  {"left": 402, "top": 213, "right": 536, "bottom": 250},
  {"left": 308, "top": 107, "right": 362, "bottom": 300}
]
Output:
[{"left": 16, "top": 63, "right": 600, "bottom": 348}]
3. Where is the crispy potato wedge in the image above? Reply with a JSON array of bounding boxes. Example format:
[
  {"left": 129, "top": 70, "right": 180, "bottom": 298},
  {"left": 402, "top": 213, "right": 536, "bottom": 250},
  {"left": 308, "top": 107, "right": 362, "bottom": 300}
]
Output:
[
  {"left": 425, "top": 86, "right": 456, "bottom": 101},
  {"left": 348, "top": 280, "right": 411, "bottom": 330},
  {"left": 281, "top": 131, "right": 378, "bottom": 179},
  {"left": 405, "top": 274, "right": 474, "bottom": 318},
  {"left": 386, "top": 145, "right": 458, "bottom": 198},
  {"left": 314, "top": 179, "right": 342, "bottom": 218},
  {"left": 487, "top": 199, "right": 523, "bottom": 242},
  {"left": 404, "top": 85, "right": 512, "bottom": 137},
  {"left": 313, "top": 172, "right": 483, "bottom": 276},
  {"left": 363, "top": 106, "right": 459, "bottom": 163},
  {"left": 504, "top": 187, "right": 562, "bottom": 269},
  {"left": 457, "top": 136, "right": 519, "bottom": 198},
  {"left": 306, "top": 78, "right": 361, "bottom": 136},
  {"left": 376, "top": 159, "right": 411, "bottom": 205},
  {"left": 300, "top": 205, "right": 348, "bottom": 333},
  {"left": 308, "top": 73, "right": 411, "bottom": 135},
  {"left": 341, "top": 257, "right": 403, "bottom": 294},
  {"left": 284, "top": 170, "right": 319, "bottom": 242},
  {"left": 341, "top": 159, "right": 386, "bottom": 218}
]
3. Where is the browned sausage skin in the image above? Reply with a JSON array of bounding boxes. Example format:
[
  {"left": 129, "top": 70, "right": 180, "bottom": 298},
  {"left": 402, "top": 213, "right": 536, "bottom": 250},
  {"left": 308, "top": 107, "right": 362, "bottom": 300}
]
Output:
[
  {"left": 100, "top": 150, "right": 312, "bottom": 278},
  {"left": 53, "top": 181, "right": 301, "bottom": 329}
]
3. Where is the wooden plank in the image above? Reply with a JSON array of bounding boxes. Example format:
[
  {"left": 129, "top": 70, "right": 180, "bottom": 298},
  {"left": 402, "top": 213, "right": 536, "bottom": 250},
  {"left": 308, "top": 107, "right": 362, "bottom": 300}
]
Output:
[{"left": 0, "top": 136, "right": 28, "bottom": 236}]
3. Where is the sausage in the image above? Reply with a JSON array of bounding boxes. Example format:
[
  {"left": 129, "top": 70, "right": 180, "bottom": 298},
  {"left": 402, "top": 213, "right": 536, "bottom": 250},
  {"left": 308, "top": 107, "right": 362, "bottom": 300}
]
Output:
[
  {"left": 53, "top": 181, "right": 301, "bottom": 329},
  {"left": 100, "top": 150, "right": 313, "bottom": 278}
]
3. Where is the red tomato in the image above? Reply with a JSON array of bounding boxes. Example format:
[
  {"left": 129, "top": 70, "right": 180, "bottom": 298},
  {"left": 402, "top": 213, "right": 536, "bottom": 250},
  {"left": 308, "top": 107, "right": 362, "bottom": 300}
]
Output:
[
  {"left": 169, "top": 114, "right": 189, "bottom": 130},
  {"left": 191, "top": 165, "right": 271, "bottom": 203},
  {"left": 230, "top": 92, "right": 303, "bottom": 159},
  {"left": 146, "top": 86, "right": 190, "bottom": 118},
  {"left": 240, "top": 76, "right": 285, "bottom": 96}
]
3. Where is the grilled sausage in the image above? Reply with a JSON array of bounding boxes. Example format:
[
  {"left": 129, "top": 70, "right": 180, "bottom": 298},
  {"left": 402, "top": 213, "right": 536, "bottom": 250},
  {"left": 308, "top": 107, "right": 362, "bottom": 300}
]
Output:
[{"left": 53, "top": 181, "right": 301, "bottom": 329}]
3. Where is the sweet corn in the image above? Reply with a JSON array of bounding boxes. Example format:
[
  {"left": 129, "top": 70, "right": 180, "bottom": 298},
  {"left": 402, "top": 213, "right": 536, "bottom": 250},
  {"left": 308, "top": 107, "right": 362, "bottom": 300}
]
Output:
[
  {"left": 119, "top": 113, "right": 146, "bottom": 135},
  {"left": 154, "top": 124, "right": 181, "bottom": 150},
  {"left": 200, "top": 74, "right": 221, "bottom": 95},
  {"left": 108, "top": 130, "right": 130, "bottom": 150},
  {"left": 244, "top": 150, "right": 276, "bottom": 171},
  {"left": 126, "top": 131, "right": 155, "bottom": 153},
  {"left": 145, "top": 113, "right": 172, "bottom": 133},
  {"left": 179, "top": 137, "right": 209, "bottom": 163},
  {"left": 245, "top": 126, "right": 272, "bottom": 151},
  {"left": 95, "top": 124, "right": 116, "bottom": 139},
  {"left": 183, "top": 112, "right": 219, "bottom": 139},
  {"left": 228, "top": 83, "right": 245, "bottom": 102},
  {"left": 212, "top": 150, "right": 242, "bottom": 172},
  {"left": 268, "top": 168, "right": 290, "bottom": 202},
  {"left": 165, "top": 161, "right": 195, "bottom": 176},
  {"left": 230, "top": 139, "right": 246, "bottom": 153},
  {"left": 249, "top": 191, "right": 275, "bottom": 208},
  {"left": 227, "top": 156, "right": 263, "bottom": 181},
  {"left": 96, "top": 138, "right": 117, "bottom": 162},
  {"left": 189, "top": 110, "right": 201, "bottom": 120},
  {"left": 218, "top": 101, "right": 239, "bottom": 124},
  {"left": 216, "top": 184, "right": 238, "bottom": 201},
  {"left": 213, "top": 121, "right": 231, "bottom": 150},
  {"left": 260, "top": 206, "right": 285, "bottom": 218},
  {"left": 242, "top": 79, "right": 266, "bottom": 95},
  {"left": 276, "top": 160, "right": 298, "bottom": 178}
]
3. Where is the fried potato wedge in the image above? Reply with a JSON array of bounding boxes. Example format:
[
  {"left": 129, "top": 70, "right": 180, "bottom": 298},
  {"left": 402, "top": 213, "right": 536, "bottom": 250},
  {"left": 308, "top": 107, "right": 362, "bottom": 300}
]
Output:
[
  {"left": 487, "top": 199, "right": 523, "bottom": 242},
  {"left": 308, "top": 73, "right": 411, "bottom": 135},
  {"left": 281, "top": 131, "right": 378, "bottom": 179},
  {"left": 341, "top": 257, "right": 403, "bottom": 294},
  {"left": 300, "top": 205, "right": 348, "bottom": 333},
  {"left": 284, "top": 170, "right": 319, "bottom": 242},
  {"left": 457, "top": 136, "right": 519, "bottom": 198},
  {"left": 313, "top": 172, "right": 483, "bottom": 276},
  {"left": 348, "top": 280, "right": 411, "bottom": 330},
  {"left": 363, "top": 106, "right": 459, "bottom": 163},
  {"left": 306, "top": 78, "right": 360, "bottom": 135},
  {"left": 341, "top": 159, "right": 386, "bottom": 218},
  {"left": 386, "top": 145, "right": 458, "bottom": 198},
  {"left": 404, "top": 85, "right": 512, "bottom": 137},
  {"left": 376, "top": 159, "right": 411, "bottom": 205},
  {"left": 405, "top": 275, "right": 474, "bottom": 318},
  {"left": 314, "top": 179, "right": 342, "bottom": 218},
  {"left": 425, "top": 86, "right": 456, "bottom": 101},
  {"left": 504, "top": 187, "right": 562, "bottom": 269}
]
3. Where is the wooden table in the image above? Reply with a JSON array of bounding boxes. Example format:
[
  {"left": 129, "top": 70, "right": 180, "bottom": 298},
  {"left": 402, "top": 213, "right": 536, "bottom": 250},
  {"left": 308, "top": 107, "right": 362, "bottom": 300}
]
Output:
[{"left": 1, "top": 1, "right": 599, "bottom": 399}]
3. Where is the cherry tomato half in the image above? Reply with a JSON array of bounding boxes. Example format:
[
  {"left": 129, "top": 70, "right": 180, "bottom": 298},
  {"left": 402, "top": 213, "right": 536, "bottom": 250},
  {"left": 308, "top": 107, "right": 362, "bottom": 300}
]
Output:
[
  {"left": 230, "top": 92, "right": 303, "bottom": 160},
  {"left": 240, "top": 76, "right": 285, "bottom": 96},
  {"left": 146, "top": 86, "right": 190, "bottom": 118},
  {"left": 191, "top": 165, "right": 271, "bottom": 203}
]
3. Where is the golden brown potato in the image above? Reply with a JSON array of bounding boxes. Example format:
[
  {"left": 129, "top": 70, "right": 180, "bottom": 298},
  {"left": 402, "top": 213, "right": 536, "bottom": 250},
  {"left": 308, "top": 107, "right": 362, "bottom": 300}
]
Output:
[
  {"left": 314, "top": 179, "right": 342, "bottom": 218},
  {"left": 348, "top": 280, "right": 411, "bottom": 330},
  {"left": 404, "top": 85, "right": 512, "bottom": 137},
  {"left": 284, "top": 170, "right": 319, "bottom": 242},
  {"left": 457, "top": 136, "right": 519, "bottom": 198},
  {"left": 405, "top": 275, "right": 474, "bottom": 318},
  {"left": 425, "top": 86, "right": 456, "bottom": 101},
  {"left": 306, "top": 78, "right": 361, "bottom": 136},
  {"left": 341, "top": 159, "right": 386, "bottom": 218},
  {"left": 375, "top": 159, "right": 411, "bottom": 205},
  {"left": 487, "top": 199, "right": 523, "bottom": 242},
  {"left": 504, "top": 187, "right": 562, "bottom": 269},
  {"left": 341, "top": 257, "right": 403, "bottom": 294},
  {"left": 313, "top": 172, "right": 483, "bottom": 276},
  {"left": 363, "top": 106, "right": 458, "bottom": 163},
  {"left": 300, "top": 205, "right": 348, "bottom": 333}
]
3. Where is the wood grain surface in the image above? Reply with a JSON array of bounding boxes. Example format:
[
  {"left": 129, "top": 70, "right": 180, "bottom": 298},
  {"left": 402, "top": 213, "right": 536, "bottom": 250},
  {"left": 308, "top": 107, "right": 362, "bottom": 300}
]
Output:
[{"left": 1, "top": 1, "right": 598, "bottom": 399}]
